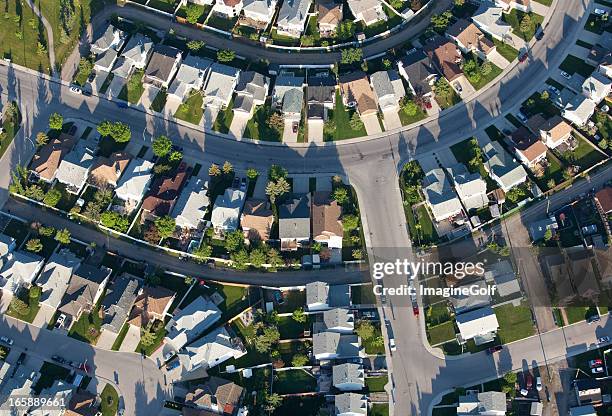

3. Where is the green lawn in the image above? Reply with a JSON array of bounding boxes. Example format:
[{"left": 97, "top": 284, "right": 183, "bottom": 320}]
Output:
[
  {"left": 135, "top": 320, "right": 167, "bottom": 356},
  {"left": 466, "top": 62, "right": 503, "bottom": 90},
  {"left": 434, "top": 79, "right": 462, "bottom": 109},
  {"left": 206, "top": 14, "right": 238, "bottom": 32},
  {"left": 5, "top": 289, "right": 40, "bottom": 324},
  {"left": 274, "top": 396, "right": 325, "bottom": 416},
  {"left": 73, "top": 58, "right": 93, "bottom": 86},
  {"left": 485, "top": 124, "right": 505, "bottom": 142},
  {"left": 559, "top": 55, "right": 596, "bottom": 78},
  {"left": 366, "top": 375, "right": 388, "bottom": 392},
  {"left": 99, "top": 72, "right": 114, "bottom": 94},
  {"left": 270, "top": 29, "right": 301, "bottom": 46},
  {"left": 69, "top": 309, "right": 102, "bottom": 344},
  {"left": 175, "top": 90, "right": 204, "bottom": 124},
  {"left": 534, "top": 0, "right": 552, "bottom": 4},
  {"left": 562, "top": 135, "right": 606, "bottom": 171},
  {"left": 118, "top": 69, "right": 145, "bottom": 104},
  {"left": 243, "top": 104, "right": 282, "bottom": 142},
  {"left": 565, "top": 306, "right": 590, "bottom": 324},
  {"left": 100, "top": 384, "right": 119, "bottom": 416},
  {"left": 278, "top": 315, "right": 311, "bottom": 339},
  {"left": 427, "top": 321, "right": 456, "bottom": 346},
  {"left": 363, "top": 326, "right": 385, "bottom": 355},
  {"left": 371, "top": 403, "right": 390, "bottom": 416},
  {"left": 425, "top": 303, "right": 452, "bottom": 326},
  {"left": 494, "top": 302, "right": 535, "bottom": 344},
  {"left": 502, "top": 9, "right": 544, "bottom": 41},
  {"left": 274, "top": 369, "right": 317, "bottom": 394},
  {"left": 539, "top": 152, "right": 564, "bottom": 189},
  {"left": 325, "top": 92, "right": 367, "bottom": 141},
  {"left": 111, "top": 322, "right": 130, "bottom": 351},
  {"left": 0, "top": 102, "right": 22, "bottom": 160},
  {"left": 406, "top": 204, "right": 437, "bottom": 246},
  {"left": 150, "top": 88, "right": 167, "bottom": 112},
  {"left": 212, "top": 98, "right": 235, "bottom": 134},
  {"left": 585, "top": 13, "right": 607, "bottom": 34},
  {"left": 351, "top": 284, "right": 377, "bottom": 305},
  {"left": 492, "top": 37, "right": 519, "bottom": 62},
  {"left": 398, "top": 105, "right": 427, "bottom": 126}
]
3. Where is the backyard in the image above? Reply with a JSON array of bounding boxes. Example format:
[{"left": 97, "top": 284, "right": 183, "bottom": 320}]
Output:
[
  {"left": 212, "top": 98, "right": 235, "bottom": 134},
  {"left": 501, "top": 9, "right": 544, "bottom": 41},
  {"left": 273, "top": 369, "right": 317, "bottom": 394}
]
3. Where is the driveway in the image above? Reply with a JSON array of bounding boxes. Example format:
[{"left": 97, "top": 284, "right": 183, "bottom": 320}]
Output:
[
  {"left": 32, "top": 303, "right": 55, "bottom": 328},
  {"left": 96, "top": 329, "right": 118, "bottom": 350},
  {"left": 139, "top": 84, "right": 160, "bottom": 111},
  {"left": 488, "top": 50, "right": 510, "bottom": 69},
  {"left": 164, "top": 96, "right": 182, "bottom": 117},
  {"left": 282, "top": 119, "right": 299, "bottom": 143},
  {"left": 90, "top": 71, "right": 109, "bottom": 94},
  {"left": 361, "top": 113, "right": 383, "bottom": 135},
  {"left": 229, "top": 111, "right": 251, "bottom": 139},
  {"left": 291, "top": 175, "right": 310, "bottom": 193},
  {"left": 381, "top": 108, "right": 402, "bottom": 130},
  {"left": 452, "top": 76, "right": 476, "bottom": 99},
  {"left": 107, "top": 76, "right": 126, "bottom": 99},
  {"left": 308, "top": 120, "right": 324, "bottom": 143},
  {"left": 119, "top": 324, "right": 141, "bottom": 352},
  {"left": 203, "top": 106, "right": 220, "bottom": 129}
]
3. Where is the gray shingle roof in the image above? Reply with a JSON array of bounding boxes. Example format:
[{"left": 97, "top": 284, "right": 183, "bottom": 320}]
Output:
[
  {"left": 332, "top": 364, "right": 364, "bottom": 388},
  {"left": 279, "top": 193, "right": 310, "bottom": 239},
  {"left": 282, "top": 87, "right": 304, "bottom": 114},
  {"left": 101, "top": 274, "right": 142, "bottom": 334}
]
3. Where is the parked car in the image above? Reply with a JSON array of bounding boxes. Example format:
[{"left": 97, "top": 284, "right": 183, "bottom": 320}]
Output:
[
  {"left": 597, "top": 336, "right": 611, "bottom": 344},
  {"left": 487, "top": 345, "right": 503, "bottom": 354},
  {"left": 520, "top": 388, "right": 529, "bottom": 396},
  {"left": 519, "top": 53, "right": 528, "bottom": 63},
  {"left": 454, "top": 82, "right": 463, "bottom": 93},
  {"left": 240, "top": 177, "right": 247, "bottom": 192},
  {"left": 587, "top": 315, "right": 601, "bottom": 324},
  {"left": 517, "top": 112, "right": 528, "bottom": 123},
  {"left": 412, "top": 305, "right": 419, "bottom": 316},
  {"left": 602, "top": 104, "right": 610, "bottom": 112},
  {"left": 589, "top": 359, "right": 603, "bottom": 367},
  {"left": 166, "top": 360, "right": 180, "bottom": 371},
  {"left": 592, "top": 366, "right": 604, "bottom": 374},
  {"left": 163, "top": 351, "right": 174, "bottom": 362},
  {"left": 51, "top": 355, "right": 65, "bottom": 364},
  {"left": 389, "top": 338, "right": 396, "bottom": 352},
  {"left": 548, "top": 86, "right": 560, "bottom": 96},
  {"left": 560, "top": 71, "right": 571, "bottom": 80},
  {"left": 273, "top": 291, "right": 284, "bottom": 304},
  {"left": 535, "top": 27, "right": 544, "bottom": 40},
  {"left": 292, "top": 122, "right": 298, "bottom": 133},
  {"left": 0, "top": 336, "right": 13, "bottom": 346},
  {"left": 55, "top": 314, "right": 66, "bottom": 328},
  {"left": 525, "top": 373, "right": 533, "bottom": 389},
  {"left": 232, "top": 177, "right": 240, "bottom": 188},
  {"left": 69, "top": 86, "right": 82, "bottom": 94},
  {"left": 536, "top": 377, "right": 542, "bottom": 391},
  {"left": 594, "top": 8, "right": 607, "bottom": 15}
]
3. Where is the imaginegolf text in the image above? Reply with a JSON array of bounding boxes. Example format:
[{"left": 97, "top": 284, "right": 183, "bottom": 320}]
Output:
[{"left": 373, "top": 284, "right": 497, "bottom": 298}]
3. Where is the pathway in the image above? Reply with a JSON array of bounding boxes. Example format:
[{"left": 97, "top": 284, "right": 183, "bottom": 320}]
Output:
[{"left": 24, "top": 0, "right": 56, "bottom": 75}]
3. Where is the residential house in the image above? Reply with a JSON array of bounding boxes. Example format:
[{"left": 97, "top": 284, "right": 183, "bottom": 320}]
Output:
[
  {"left": 165, "top": 296, "right": 222, "bottom": 350},
  {"left": 167, "top": 55, "right": 213, "bottom": 103},
  {"left": 179, "top": 325, "right": 246, "bottom": 373},
  {"left": 276, "top": 0, "right": 311, "bottom": 38},
  {"left": 116, "top": 34, "right": 154, "bottom": 77},
  {"left": 172, "top": 178, "right": 210, "bottom": 230},
  {"left": 456, "top": 391, "right": 507, "bottom": 416},
  {"left": 127, "top": 285, "right": 176, "bottom": 329},
  {"left": 334, "top": 393, "right": 367, "bottom": 416},
  {"left": 317, "top": 0, "right": 342, "bottom": 37},
  {"left": 94, "top": 49, "right": 118, "bottom": 73},
  {"left": 282, "top": 87, "right": 304, "bottom": 121},
  {"left": 203, "top": 63, "right": 241, "bottom": 110},
  {"left": 339, "top": 71, "right": 378, "bottom": 116},
  {"left": 598, "top": 52, "right": 612, "bottom": 79},
  {"left": 397, "top": 49, "right": 438, "bottom": 100},
  {"left": 36, "top": 249, "right": 81, "bottom": 311},
  {"left": 332, "top": 364, "right": 365, "bottom": 391},
  {"left": 447, "top": 19, "right": 495, "bottom": 60},
  {"left": 471, "top": 3, "right": 512, "bottom": 42},
  {"left": 581, "top": 71, "right": 612, "bottom": 104},
  {"left": 312, "top": 191, "right": 343, "bottom": 249},
  {"left": 484, "top": 260, "right": 520, "bottom": 298},
  {"left": 313, "top": 331, "right": 362, "bottom": 360},
  {"left": 586, "top": 44, "right": 611, "bottom": 68},
  {"left": 574, "top": 379, "right": 602, "bottom": 406},
  {"left": 144, "top": 45, "right": 183, "bottom": 89},
  {"left": 347, "top": 0, "right": 386, "bottom": 26},
  {"left": 0, "top": 251, "right": 44, "bottom": 296},
  {"left": 29, "top": 133, "right": 77, "bottom": 183},
  {"left": 423, "top": 168, "right": 463, "bottom": 223},
  {"left": 66, "top": 390, "right": 99, "bottom": 416},
  {"left": 450, "top": 280, "right": 491, "bottom": 314},
  {"left": 279, "top": 193, "right": 311, "bottom": 251},
  {"left": 211, "top": 188, "right": 246, "bottom": 235},
  {"left": 370, "top": 70, "right": 405, "bottom": 113},
  {"left": 273, "top": 74, "right": 304, "bottom": 106},
  {"left": 184, "top": 377, "right": 245, "bottom": 415},
  {"left": 54, "top": 140, "right": 96, "bottom": 194},
  {"left": 562, "top": 95, "right": 596, "bottom": 126},
  {"left": 242, "top": 0, "right": 278, "bottom": 27},
  {"left": 100, "top": 274, "right": 142, "bottom": 337},
  {"left": 28, "top": 380, "right": 75, "bottom": 415},
  {"left": 322, "top": 308, "right": 355, "bottom": 333},
  {"left": 233, "top": 71, "right": 270, "bottom": 115},
  {"left": 570, "top": 406, "right": 597, "bottom": 416},
  {"left": 306, "top": 281, "right": 350, "bottom": 311},
  {"left": 212, "top": 0, "right": 244, "bottom": 17},
  {"left": 142, "top": 163, "right": 190, "bottom": 219},
  {"left": 455, "top": 305, "right": 499, "bottom": 344},
  {"left": 91, "top": 25, "right": 126, "bottom": 55},
  {"left": 240, "top": 199, "right": 274, "bottom": 242},
  {"left": 114, "top": 158, "right": 156, "bottom": 210},
  {"left": 494, "top": 0, "right": 531, "bottom": 13},
  {"left": 307, "top": 74, "right": 336, "bottom": 131},
  {"left": 533, "top": 115, "right": 572, "bottom": 149},
  {"left": 482, "top": 141, "right": 528, "bottom": 192},
  {"left": 57, "top": 264, "right": 112, "bottom": 325},
  {"left": 448, "top": 164, "right": 488, "bottom": 211},
  {"left": 89, "top": 152, "right": 131, "bottom": 188},
  {"left": 528, "top": 216, "right": 558, "bottom": 241},
  {"left": 510, "top": 126, "right": 547, "bottom": 169},
  {"left": 595, "top": 187, "right": 612, "bottom": 214},
  {"left": 0, "top": 234, "right": 15, "bottom": 258},
  {"left": 426, "top": 39, "right": 465, "bottom": 84}
]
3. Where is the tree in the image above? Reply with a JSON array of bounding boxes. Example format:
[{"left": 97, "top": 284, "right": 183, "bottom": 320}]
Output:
[
  {"left": 431, "top": 11, "right": 453, "bottom": 33},
  {"left": 155, "top": 216, "right": 176, "bottom": 239},
  {"left": 340, "top": 48, "right": 363, "bottom": 65},
  {"left": 355, "top": 320, "right": 375, "bottom": 340},
  {"left": 434, "top": 78, "right": 452, "bottom": 96},
  {"left": 169, "top": 150, "right": 183, "bottom": 162},
  {"left": 97, "top": 120, "right": 113, "bottom": 137},
  {"left": 152, "top": 135, "right": 173, "bottom": 158},
  {"left": 49, "top": 113, "right": 63, "bottom": 130},
  {"left": 43, "top": 189, "right": 62, "bottom": 207},
  {"left": 185, "top": 3, "right": 204, "bottom": 24},
  {"left": 267, "top": 112, "right": 284, "bottom": 132},
  {"left": 249, "top": 248, "right": 267, "bottom": 268},
  {"left": 231, "top": 249, "right": 249, "bottom": 270},
  {"left": 186, "top": 39, "right": 205, "bottom": 51},
  {"left": 267, "top": 249, "right": 282, "bottom": 269},
  {"left": 254, "top": 325, "right": 280, "bottom": 353},
  {"left": 110, "top": 122, "right": 131, "bottom": 143},
  {"left": 100, "top": 211, "right": 129, "bottom": 233},
  {"left": 37, "top": 42, "right": 47, "bottom": 56},
  {"left": 352, "top": 249, "right": 363, "bottom": 260},
  {"left": 540, "top": 90, "right": 549, "bottom": 101},
  {"left": 519, "top": 14, "right": 532, "bottom": 36},
  {"left": 144, "top": 225, "right": 161, "bottom": 244},
  {"left": 411, "top": 0, "right": 422, "bottom": 10},
  {"left": 292, "top": 354, "right": 309, "bottom": 367},
  {"left": 224, "top": 230, "right": 244, "bottom": 253},
  {"left": 480, "top": 60, "right": 492, "bottom": 76},
  {"left": 36, "top": 132, "right": 48, "bottom": 147},
  {"left": 332, "top": 187, "right": 349, "bottom": 205},
  {"left": 269, "top": 165, "right": 288, "bottom": 181},
  {"left": 26, "top": 238, "right": 43, "bottom": 253},
  {"left": 264, "top": 393, "right": 283, "bottom": 412},
  {"left": 266, "top": 177, "right": 291, "bottom": 204},
  {"left": 349, "top": 112, "right": 363, "bottom": 131},
  {"left": 184, "top": 276, "right": 196, "bottom": 286},
  {"left": 209, "top": 163, "right": 221, "bottom": 177},
  {"left": 246, "top": 167, "right": 258, "bottom": 180},
  {"left": 54, "top": 228, "right": 71, "bottom": 244},
  {"left": 25, "top": 185, "right": 45, "bottom": 201},
  {"left": 402, "top": 99, "right": 419, "bottom": 116},
  {"left": 543, "top": 228, "right": 553, "bottom": 242},
  {"left": 192, "top": 244, "right": 212, "bottom": 262},
  {"left": 562, "top": 166, "right": 573, "bottom": 181},
  {"left": 29, "top": 285, "right": 41, "bottom": 301},
  {"left": 382, "top": 58, "right": 392, "bottom": 69},
  {"left": 38, "top": 226, "right": 55, "bottom": 237},
  {"left": 342, "top": 214, "right": 359, "bottom": 231},
  {"left": 292, "top": 307, "right": 307, "bottom": 323},
  {"left": 337, "top": 21, "right": 355, "bottom": 41},
  {"left": 9, "top": 297, "right": 29, "bottom": 316},
  {"left": 222, "top": 160, "right": 234, "bottom": 175},
  {"left": 463, "top": 59, "right": 481, "bottom": 83},
  {"left": 145, "top": 273, "right": 162, "bottom": 286},
  {"left": 217, "top": 49, "right": 235, "bottom": 62},
  {"left": 546, "top": 179, "right": 555, "bottom": 189}
]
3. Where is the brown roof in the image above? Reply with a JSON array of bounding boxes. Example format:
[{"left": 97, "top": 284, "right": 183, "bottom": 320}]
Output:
[
  {"left": 595, "top": 187, "right": 612, "bottom": 213},
  {"left": 510, "top": 126, "right": 547, "bottom": 163},
  {"left": 183, "top": 409, "right": 218, "bottom": 416},
  {"left": 318, "top": 0, "right": 342, "bottom": 26},
  {"left": 128, "top": 285, "right": 176, "bottom": 327},
  {"left": 540, "top": 115, "right": 572, "bottom": 142},
  {"left": 185, "top": 377, "right": 244, "bottom": 414},
  {"left": 89, "top": 152, "right": 131, "bottom": 187},
  {"left": 312, "top": 191, "right": 343, "bottom": 240},
  {"left": 241, "top": 199, "right": 274, "bottom": 242},
  {"left": 339, "top": 71, "right": 378, "bottom": 115},
  {"left": 29, "top": 133, "right": 77, "bottom": 181},
  {"left": 223, "top": 0, "right": 242, "bottom": 6},
  {"left": 448, "top": 20, "right": 494, "bottom": 55},
  {"left": 426, "top": 40, "right": 463, "bottom": 82},
  {"left": 142, "top": 163, "right": 190, "bottom": 216},
  {"left": 65, "top": 391, "right": 98, "bottom": 416}
]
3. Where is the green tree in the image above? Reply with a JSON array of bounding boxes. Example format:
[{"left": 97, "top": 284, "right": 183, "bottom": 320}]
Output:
[
  {"left": 224, "top": 230, "right": 244, "bottom": 253},
  {"left": 264, "top": 393, "right": 283, "bottom": 412},
  {"left": 540, "top": 90, "right": 549, "bottom": 101},
  {"left": 267, "top": 112, "right": 284, "bottom": 132},
  {"left": 431, "top": 11, "right": 453, "bottom": 33},
  {"left": 349, "top": 112, "right": 363, "bottom": 131},
  {"left": 355, "top": 320, "right": 375, "bottom": 340},
  {"left": 209, "top": 163, "right": 221, "bottom": 177},
  {"left": 29, "top": 285, "right": 41, "bottom": 301},
  {"left": 54, "top": 228, "right": 71, "bottom": 244},
  {"left": 25, "top": 185, "right": 45, "bottom": 201},
  {"left": 25, "top": 238, "right": 43, "bottom": 253},
  {"left": 154, "top": 216, "right": 176, "bottom": 239},
  {"left": 519, "top": 14, "right": 532, "bottom": 36},
  {"left": 36, "top": 132, "right": 48, "bottom": 147},
  {"left": 43, "top": 189, "right": 62, "bottom": 207},
  {"left": 292, "top": 307, "right": 307, "bottom": 323},
  {"left": 222, "top": 160, "right": 234, "bottom": 175},
  {"left": 231, "top": 249, "right": 249, "bottom": 270},
  {"left": 246, "top": 167, "right": 258, "bottom": 180},
  {"left": 110, "top": 122, "right": 131, "bottom": 143},
  {"left": 169, "top": 150, "right": 183, "bottom": 163},
  {"left": 337, "top": 21, "right": 355, "bottom": 41},
  {"left": 184, "top": 276, "right": 195, "bottom": 286},
  {"left": 543, "top": 228, "right": 553, "bottom": 241},
  {"left": 97, "top": 120, "right": 113, "bottom": 137},
  {"left": 352, "top": 249, "right": 363, "bottom": 260},
  {"left": 266, "top": 177, "right": 291, "bottom": 204},
  {"left": 342, "top": 214, "right": 360, "bottom": 231},
  {"left": 267, "top": 248, "right": 282, "bottom": 269},
  {"left": 332, "top": 187, "right": 349, "bottom": 205},
  {"left": 268, "top": 165, "right": 288, "bottom": 181},
  {"left": 254, "top": 325, "right": 280, "bottom": 353},
  {"left": 185, "top": 3, "right": 204, "bottom": 24},
  {"left": 152, "top": 135, "right": 173, "bottom": 158},
  {"left": 402, "top": 99, "right": 419, "bottom": 116},
  {"left": 192, "top": 243, "right": 212, "bottom": 261},
  {"left": 217, "top": 49, "right": 236, "bottom": 62},
  {"left": 38, "top": 226, "right": 55, "bottom": 237},
  {"left": 249, "top": 248, "right": 267, "bottom": 268},
  {"left": 100, "top": 211, "right": 129, "bottom": 233},
  {"left": 49, "top": 113, "right": 63, "bottom": 130},
  {"left": 186, "top": 39, "right": 205, "bottom": 51},
  {"left": 340, "top": 48, "right": 363, "bottom": 65},
  {"left": 291, "top": 353, "right": 309, "bottom": 367}
]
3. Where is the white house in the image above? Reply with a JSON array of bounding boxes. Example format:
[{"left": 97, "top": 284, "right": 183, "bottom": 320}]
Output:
[
  {"left": 36, "top": 249, "right": 81, "bottom": 310},
  {"left": 164, "top": 296, "right": 222, "bottom": 351},
  {"left": 172, "top": 178, "right": 210, "bottom": 230},
  {"left": 120, "top": 33, "right": 154, "bottom": 71},
  {"left": 562, "top": 95, "right": 596, "bottom": 127},
  {"left": 322, "top": 308, "right": 355, "bottom": 333},
  {"left": 369, "top": 70, "right": 405, "bottom": 112},
  {"left": 203, "top": 63, "right": 241, "bottom": 124},
  {"left": 335, "top": 393, "right": 368, "bottom": 416},
  {"left": 212, "top": 0, "right": 244, "bottom": 18},
  {"left": 471, "top": 3, "right": 512, "bottom": 42},
  {"left": 179, "top": 326, "right": 246, "bottom": 373},
  {"left": 94, "top": 49, "right": 118, "bottom": 73},
  {"left": 0, "top": 251, "right": 44, "bottom": 296},
  {"left": 482, "top": 142, "right": 528, "bottom": 192},
  {"left": 0, "top": 234, "right": 16, "bottom": 258},
  {"left": 423, "top": 168, "right": 463, "bottom": 223},
  {"left": 533, "top": 115, "right": 573, "bottom": 149},
  {"left": 313, "top": 332, "right": 362, "bottom": 360},
  {"left": 114, "top": 158, "right": 156, "bottom": 209},
  {"left": 455, "top": 306, "right": 499, "bottom": 344},
  {"left": 581, "top": 71, "right": 612, "bottom": 104},
  {"left": 211, "top": 188, "right": 246, "bottom": 235},
  {"left": 346, "top": 0, "right": 386, "bottom": 26},
  {"left": 54, "top": 140, "right": 96, "bottom": 194},
  {"left": 167, "top": 55, "right": 212, "bottom": 103},
  {"left": 91, "top": 25, "right": 126, "bottom": 55},
  {"left": 276, "top": 0, "right": 311, "bottom": 38},
  {"left": 457, "top": 391, "right": 507, "bottom": 416},
  {"left": 449, "top": 164, "right": 488, "bottom": 212},
  {"left": 332, "top": 364, "right": 365, "bottom": 391},
  {"left": 493, "top": 0, "right": 531, "bottom": 13},
  {"left": 243, "top": 0, "right": 278, "bottom": 25}
]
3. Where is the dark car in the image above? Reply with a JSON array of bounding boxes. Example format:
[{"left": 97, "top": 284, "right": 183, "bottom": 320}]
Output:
[
  {"left": 166, "top": 360, "right": 180, "bottom": 371},
  {"left": 519, "top": 53, "right": 528, "bottom": 63},
  {"left": 51, "top": 355, "right": 65, "bottom": 364},
  {"left": 525, "top": 373, "right": 533, "bottom": 389},
  {"left": 412, "top": 306, "right": 419, "bottom": 316},
  {"left": 487, "top": 345, "right": 503, "bottom": 354},
  {"left": 587, "top": 315, "right": 601, "bottom": 324},
  {"left": 535, "top": 25, "right": 544, "bottom": 40},
  {"left": 116, "top": 101, "right": 128, "bottom": 109},
  {"left": 16, "top": 352, "right": 26, "bottom": 366}
]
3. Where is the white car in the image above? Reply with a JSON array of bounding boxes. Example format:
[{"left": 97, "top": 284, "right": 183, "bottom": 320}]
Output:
[
  {"left": 594, "top": 8, "right": 607, "bottom": 15},
  {"left": 389, "top": 338, "right": 397, "bottom": 352},
  {"left": 0, "top": 336, "right": 13, "bottom": 346},
  {"left": 454, "top": 82, "right": 463, "bottom": 93},
  {"left": 69, "top": 86, "right": 82, "bottom": 94},
  {"left": 536, "top": 377, "right": 542, "bottom": 391},
  {"left": 597, "top": 336, "right": 611, "bottom": 344},
  {"left": 55, "top": 314, "right": 66, "bottom": 328},
  {"left": 560, "top": 71, "right": 571, "bottom": 80},
  {"left": 591, "top": 366, "right": 604, "bottom": 374},
  {"left": 520, "top": 388, "right": 529, "bottom": 396},
  {"left": 517, "top": 112, "right": 528, "bottom": 123}
]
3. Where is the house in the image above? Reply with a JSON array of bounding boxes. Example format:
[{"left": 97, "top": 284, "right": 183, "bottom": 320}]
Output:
[
  {"left": 167, "top": 55, "right": 213, "bottom": 103},
  {"left": 100, "top": 274, "right": 142, "bottom": 336},
  {"left": 114, "top": 158, "right": 156, "bottom": 209},
  {"left": 165, "top": 296, "right": 222, "bottom": 350},
  {"left": 144, "top": 45, "right": 183, "bottom": 89},
  {"left": 370, "top": 70, "right": 405, "bottom": 112},
  {"left": 339, "top": 72, "right": 378, "bottom": 116},
  {"left": 347, "top": 0, "right": 386, "bottom": 26},
  {"left": 273, "top": 74, "right": 304, "bottom": 105},
  {"left": 447, "top": 19, "right": 495, "bottom": 60},
  {"left": 58, "top": 264, "right": 112, "bottom": 325},
  {"left": 203, "top": 63, "right": 241, "bottom": 109},
  {"left": 598, "top": 52, "right": 612, "bottom": 79},
  {"left": 0, "top": 234, "right": 15, "bottom": 258},
  {"left": 529, "top": 115, "right": 572, "bottom": 149},
  {"left": 179, "top": 325, "right": 246, "bottom": 373},
  {"left": 322, "top": 308, "right": 355, "bottom": 333},
  {"left": 586, "top": 44, "right": 611, "bottom": 67},
  {"left": 240, "top": 199, "right": 274, "bottom": 242},
  {"left": 455, "top": 306, "right": 499, "bottom": 344},
  {"left": 528, "top": 216, "right": 558, "bottom": 241},
  {"left": 279, "top": 193, "right": 311, "bottom": 251},
  {"left": 233, "top": 71, "right": 270, "bottom": 115},
  {"left": 30, "top": 133, "right": 77, "bottom": 182},
  {"left": 423, "top": 168, "right": 463, "bottom": 223},
  {"left": 276, "top": 0, "right": 311, "bottom": 38},
  {"left": 306, "top": 281, "right": 350, "bottom": 311},
  {"left": 28, "top": 380, "right": 75, "bottom": 415},
  {"left": 312, "top": 191, "right": 343, "bottom": 249},
  {"left": 457, "top": 391, "right": 506, "bottom": 416},
  {"left": 332, "top": 364, "right": 365, "bottom": 391},
  {"left": 184, "top": 377, "right": 245, "bottom": 415},
  {"left": 119, "top": 33, "right": 154, "bottom": 71},
  {"left": 281, "top": 87, "right": 304, "bottom": 121},
  {"left": 307, "top": 74, "right": 335, "bottom": 131},
  {"left": 570, "top": 405, "right": 597, "bottom": 416},
  {"left": 484, "top": 260, "right": 520, "bottom": 298},
  {"left": 127, "top": 285, "right": 176, "bottom": 329},
  {"left": 313, "top": 331, "right": 362, "bottom": 360},
  {"left": 94, "top": 49, "right": 118, "bottom": 73},
  {"left": 581, "top": 71, "right": 612, "bottom": 104},
  {"left": 242, "top": 0, "right": 278, "bottom": 27},
  {"left": 448, "top": 165, "right": 488, "bottom": 212},
  {"left": 91, "top": 25, "right": 126, "bottom": 55},
  {"left": 66, "top": 390, "right": 99, "bottom": 416},
  {"left": 334, "top": 393, "right": 367, "bottom": 416},
  {"left": 595, "top": 187, "right": 612, "bottom": 214},
  {"left": 211, "top": 188, "right": 246, "bottom": 235},
  {"left": 142, "top": 163, "right": 190, "bottom": 219},
  {"left": 471, "top": 3, "right": 512, "bottom": 42},
  {"left": 574, "top": 379, "right": 602, "bottom": 406},
  {"left": 172, "top": 178, "right": 210, "bottom": 230},
  {"left": 36, "top": 249, "right": 81, "bottom": 310},
  {"left": 482, "top": 141, "right": 528, "bottom": 192},
  {"left": 89, "top": 152, "right": 131, "bottom": 188},
  {"left": 426, "top": 39, "right": 464, "bottom": 84},
  {"left": 317, "top": 0, "right": 342, "bottom": 37},
  {"left": 562, "top": 95, "right": 596, "bottom": 127},
  {"left": 0, "top": 251, "right": 44, "bottom": 295},
  {"left": 494, "top": 0, "right": 531, "bottom": 13},
  {"left": 397, "top": 49, "right": 438, "bottom": 100},
  {"left": 212, "top": 0, "right": 244, "bottom": 18},
  {"left": 450, "top": 280, "right": 491, "bottom": 314},
  {"left": 54, "top": 140, "right": 96, "bottom": 194},
  {"left": 510, "top": 126, "right": 547, "bottom": 168}
]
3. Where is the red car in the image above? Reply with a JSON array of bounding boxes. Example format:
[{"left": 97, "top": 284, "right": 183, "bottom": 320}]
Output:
[
  {"left": 525, "top": 373, "right": 533, "bottom": 389},
  {"left": 519, "top": 53, "right": 528, "bottom": 63},
  {"left": 412, "top": 306, "right": 419, "bottom": 316},
  {"left": 487, "top": 345, "right": 503, "bottom": 354}
]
